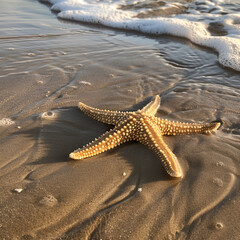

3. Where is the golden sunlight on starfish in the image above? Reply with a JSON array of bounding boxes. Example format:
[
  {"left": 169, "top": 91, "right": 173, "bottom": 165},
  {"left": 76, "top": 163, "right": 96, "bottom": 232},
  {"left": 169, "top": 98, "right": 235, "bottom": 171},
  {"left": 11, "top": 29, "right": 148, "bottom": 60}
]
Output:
[{"left": 69, "top": 95, "right": 220, "bottom": 178}]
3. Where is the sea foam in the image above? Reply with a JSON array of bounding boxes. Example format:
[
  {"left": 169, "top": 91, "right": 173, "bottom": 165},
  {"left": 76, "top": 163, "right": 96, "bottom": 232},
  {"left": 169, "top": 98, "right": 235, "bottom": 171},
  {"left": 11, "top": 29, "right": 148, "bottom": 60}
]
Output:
[
  {"left": 0, "top": 118, "right": 15, "bottom": 126},
  {"left": 44, "top": 0, "right": 240, "bottom": 72}
]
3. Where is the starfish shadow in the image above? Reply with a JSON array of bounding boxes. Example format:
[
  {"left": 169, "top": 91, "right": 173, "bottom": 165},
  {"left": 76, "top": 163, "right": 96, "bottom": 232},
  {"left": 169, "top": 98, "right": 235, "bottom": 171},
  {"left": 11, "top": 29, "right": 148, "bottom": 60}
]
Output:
[{"left": 16, "top": 103, "right": 180, "bottom": 185}]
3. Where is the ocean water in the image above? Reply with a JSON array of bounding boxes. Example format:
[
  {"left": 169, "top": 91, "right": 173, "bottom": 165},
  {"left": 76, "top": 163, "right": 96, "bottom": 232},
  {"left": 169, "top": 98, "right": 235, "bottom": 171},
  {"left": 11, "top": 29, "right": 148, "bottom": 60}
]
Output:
[{"left": 41, "top": 0, "right": 240, "bottom": 71}]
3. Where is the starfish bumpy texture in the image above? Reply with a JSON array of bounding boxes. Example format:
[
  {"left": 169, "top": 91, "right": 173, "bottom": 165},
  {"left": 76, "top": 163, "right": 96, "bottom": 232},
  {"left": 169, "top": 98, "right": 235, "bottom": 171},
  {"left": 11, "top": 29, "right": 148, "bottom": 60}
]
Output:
[{"left": 69, "top": 95, "right": 220, "bottom": 178}]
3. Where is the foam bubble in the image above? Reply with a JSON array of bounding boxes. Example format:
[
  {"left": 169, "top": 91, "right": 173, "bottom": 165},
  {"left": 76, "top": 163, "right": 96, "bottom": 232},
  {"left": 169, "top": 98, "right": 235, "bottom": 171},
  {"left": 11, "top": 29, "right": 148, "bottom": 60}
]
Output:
[{"left": 0, "top": 118, "right": 15, "bottom": 126}]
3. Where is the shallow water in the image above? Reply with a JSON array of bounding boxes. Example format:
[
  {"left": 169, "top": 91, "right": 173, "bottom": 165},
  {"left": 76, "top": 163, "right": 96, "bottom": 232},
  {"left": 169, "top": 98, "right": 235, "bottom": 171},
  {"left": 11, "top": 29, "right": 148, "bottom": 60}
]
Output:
[
  {"left": 42, "top": 0, "right": 240, "bottom": 71},
  {"left": 0, "top": 0, "right": 240, "bottom": 239}
]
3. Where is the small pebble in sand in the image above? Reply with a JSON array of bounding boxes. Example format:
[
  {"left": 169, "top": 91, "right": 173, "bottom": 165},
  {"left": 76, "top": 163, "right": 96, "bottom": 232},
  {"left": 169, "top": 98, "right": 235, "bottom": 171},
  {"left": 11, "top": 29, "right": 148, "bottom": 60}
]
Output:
[
  {"left": 45, "top": 91, "right": 50, "bottom": 97},
  {"left": 7, "top": 48, "right": 15, "bottom": 50},
  {"left": 37, "top": 80, "right": 44, "bottom": 84},
  {"left": 215, "top": 222, "right": 223, "bottom": 230},
  {"left": 216, "top": 161, "right": 224, "bottom": 167},
  {"left": 79, "top": 81, "right": 92, "bottom": 86},
  {"left": 21, "top": 234, "right": 34, "bottom": 240},
  {"left": 27, "top": 53, "right": 35, "bottom": 56},
  {"left": 17, "top": 126, "right": 21, "bottom": 129},
  {"left": 123, "top": 172, "right": 127, "bottom": 176},
  {"left": 213, "top": 178, "right": 223, "bottom": 187},
  {"left": 39, "top": 195, "right": 58, "bottom": 207},
  {"left": 138, "top": 188, "right": 142, "bottom": 192},
  {"left": 109, "top": 74, "right": 115, "bottom": 77},
  {"left": 14, "top": 188, "right": 23, "bottom": 193}
]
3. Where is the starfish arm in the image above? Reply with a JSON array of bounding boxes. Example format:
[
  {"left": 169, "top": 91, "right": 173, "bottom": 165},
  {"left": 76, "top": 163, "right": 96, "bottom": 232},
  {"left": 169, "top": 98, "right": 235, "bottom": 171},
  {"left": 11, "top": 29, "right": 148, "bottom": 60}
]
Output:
[
  {"left": 154, "top": 118, "right": 221, "bottom": 136},
  {"left": 78, "top": 102, "right": 129, "bottom": 125},
  {"left": 69, "top": 118, "right": 136, "bottom": 160},
  {"left": 140, "top": 95, "right": 161, "bottom": 116},
  {"left": 136, "top": 118, "right": 182, "bottom": 178}
]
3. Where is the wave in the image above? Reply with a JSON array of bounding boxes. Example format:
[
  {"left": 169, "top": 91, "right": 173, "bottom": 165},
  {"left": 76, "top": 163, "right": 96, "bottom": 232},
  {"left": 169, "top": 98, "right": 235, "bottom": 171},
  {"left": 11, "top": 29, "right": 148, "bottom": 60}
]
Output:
[{"left": 42, "top": 0, "right": 240, "bottom": 72}]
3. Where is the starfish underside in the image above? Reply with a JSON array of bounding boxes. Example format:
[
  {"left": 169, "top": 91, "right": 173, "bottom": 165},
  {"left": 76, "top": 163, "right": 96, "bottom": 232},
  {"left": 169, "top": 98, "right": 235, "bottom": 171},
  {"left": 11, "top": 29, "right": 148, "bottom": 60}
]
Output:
[{"left": 69, "top": 95, "right": 220, "bottom": 178}]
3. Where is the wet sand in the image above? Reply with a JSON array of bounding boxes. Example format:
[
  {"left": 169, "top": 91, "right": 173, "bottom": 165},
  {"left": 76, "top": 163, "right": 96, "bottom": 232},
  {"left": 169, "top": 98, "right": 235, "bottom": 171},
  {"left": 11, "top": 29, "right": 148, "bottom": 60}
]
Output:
[{"left": 0, "top": 0, "right": 240, "bottom": 239}]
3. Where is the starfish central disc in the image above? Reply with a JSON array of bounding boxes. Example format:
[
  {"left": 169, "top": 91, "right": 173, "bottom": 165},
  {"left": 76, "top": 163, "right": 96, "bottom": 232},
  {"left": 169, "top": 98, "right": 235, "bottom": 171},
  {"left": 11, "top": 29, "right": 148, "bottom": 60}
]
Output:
[{"left": 69, "top": 95, "right": 220, "bottom": 178}]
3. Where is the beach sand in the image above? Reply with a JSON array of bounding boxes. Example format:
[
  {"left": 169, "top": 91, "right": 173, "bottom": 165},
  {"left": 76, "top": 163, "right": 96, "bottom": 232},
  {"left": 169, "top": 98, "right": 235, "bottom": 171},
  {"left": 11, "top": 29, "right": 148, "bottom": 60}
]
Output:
[{"left": 0, "top": 0, "right": 240, "bottom": 239}]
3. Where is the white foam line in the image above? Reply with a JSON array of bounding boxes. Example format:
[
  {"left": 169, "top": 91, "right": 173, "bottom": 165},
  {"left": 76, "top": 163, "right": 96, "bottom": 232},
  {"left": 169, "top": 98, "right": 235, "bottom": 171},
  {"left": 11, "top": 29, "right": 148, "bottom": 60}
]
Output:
[{"left": 45, "top": 0, "right": 240, "bottom": 72}]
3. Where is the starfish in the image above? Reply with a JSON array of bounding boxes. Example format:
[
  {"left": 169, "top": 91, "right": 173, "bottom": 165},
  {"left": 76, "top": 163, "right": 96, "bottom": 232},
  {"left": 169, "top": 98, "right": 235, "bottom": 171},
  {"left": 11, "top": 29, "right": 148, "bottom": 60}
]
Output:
[{"left": 69, "top": 95, "right": 220, "bottom": 178}]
